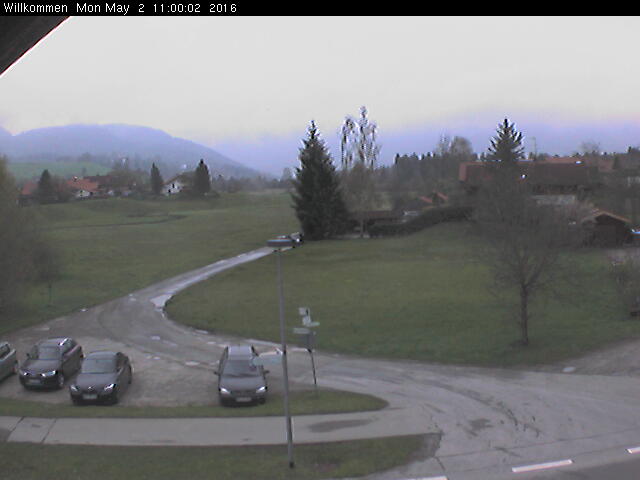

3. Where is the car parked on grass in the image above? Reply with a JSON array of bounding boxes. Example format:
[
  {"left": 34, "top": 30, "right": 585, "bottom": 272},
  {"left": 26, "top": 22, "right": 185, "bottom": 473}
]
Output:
[
  {"left": 69, "top": 351, "right": 133, "bottom": 405},
  {"left": 19, "top": 337, "right": 83, "bottom": 390},
  {"left": 215, "top": 345, "right": 269, "bottom": 406},
  {"left": 276, "top": 232, "right": 304, "bottom": 248},
  {"left": 0, "top": 341, "right": 17, "bottom": 381}
]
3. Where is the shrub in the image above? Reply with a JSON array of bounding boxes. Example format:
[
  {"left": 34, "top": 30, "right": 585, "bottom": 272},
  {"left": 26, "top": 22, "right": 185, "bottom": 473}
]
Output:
[{"left": 369, "top": 205, "right": 472, "bottom": 237}]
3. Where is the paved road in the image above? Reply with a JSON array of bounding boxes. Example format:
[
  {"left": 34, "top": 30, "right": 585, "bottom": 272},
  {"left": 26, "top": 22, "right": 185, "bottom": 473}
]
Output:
[{"left": 3, "top": 247, "right": 640, "bottom": 480}]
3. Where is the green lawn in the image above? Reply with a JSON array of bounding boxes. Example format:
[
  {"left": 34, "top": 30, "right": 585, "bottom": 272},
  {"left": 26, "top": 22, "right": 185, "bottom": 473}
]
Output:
[
  {"left": 0, "top": 435, "right": 424, "bottom": 480},
  {"left": 7, "top": 161, "right": 111, "bottom": 181},
  {"left": 167, "top": 222, "right": 634, "bottom": 366},
  {"left": 2, "top": 192, "right": 297, "bottom": 335},
  {"left": 0, "top": 389, "right": 387, "bottom": 418}
]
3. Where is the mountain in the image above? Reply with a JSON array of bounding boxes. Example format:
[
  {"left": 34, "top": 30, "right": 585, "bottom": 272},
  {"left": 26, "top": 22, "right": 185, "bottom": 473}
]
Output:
[
  {"left": 0, "top": 124, "right": 262, "bottom": 178},
  {"left": 211, "top": 116, "right": 640, "bottom": 176}
]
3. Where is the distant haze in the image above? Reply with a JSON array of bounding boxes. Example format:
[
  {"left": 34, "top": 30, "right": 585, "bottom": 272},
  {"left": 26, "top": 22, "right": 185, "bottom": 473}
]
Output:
[
  {"left": 212, "top": 114, "right": 640, "bottom": 175},
  {"left": 0, "top": 17, "right": 639, "bottom": 175}
]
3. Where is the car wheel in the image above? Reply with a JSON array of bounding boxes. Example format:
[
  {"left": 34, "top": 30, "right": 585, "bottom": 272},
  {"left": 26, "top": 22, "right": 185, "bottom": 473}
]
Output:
[{"left": 57, "top": 372, "right": 65, "bottom": 389}]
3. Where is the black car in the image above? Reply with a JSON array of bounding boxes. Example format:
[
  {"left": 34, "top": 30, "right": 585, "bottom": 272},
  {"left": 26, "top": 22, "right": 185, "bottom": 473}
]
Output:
[
  {"left": 69, "top": 351, "right": 132, "bottom": 405},
  {"left": 19, "top": 337, "right": 83, "bottom": 390},
  {"left": 215, "top": 345, "right": 269, "bottom": 406}
]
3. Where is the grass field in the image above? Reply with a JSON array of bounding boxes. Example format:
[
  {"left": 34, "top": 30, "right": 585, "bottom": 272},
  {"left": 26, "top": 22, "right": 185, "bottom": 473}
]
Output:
[
  {"left": 0, "top": 389, "right": 387, "bottom": 418},
  {"left": 166, "top": 222, "right": 635, "bottom": 366},
  {"left": 7, "top": 161, "right": 111, "bottom": 181},
  {"left": 2, "top": 192, "right": 297, "bottom": 335},
  {"left": 0, "top": 435, "right": 424, "bottom": 480}
]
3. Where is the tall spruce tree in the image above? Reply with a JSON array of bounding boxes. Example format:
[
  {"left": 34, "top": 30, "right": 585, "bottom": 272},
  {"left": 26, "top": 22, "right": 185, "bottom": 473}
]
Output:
[
  {"left": 292, "top": 121, "right": 348, "bottom": 240},
  {"left": 488, "top": 118, "right": 524, "bottom": 163},
  {"left": 193, "top": 159, "right": 211, "bottom": 196},
  {"left": 36, "top": 169, "right": 55, "bottom": 204},
  {"left": 150, "top": 163, "right": 164, "bottom": 195}
]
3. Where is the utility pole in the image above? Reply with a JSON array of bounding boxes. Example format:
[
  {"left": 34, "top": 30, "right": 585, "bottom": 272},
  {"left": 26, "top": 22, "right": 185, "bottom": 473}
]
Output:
[{"left": 267, "top": 237, "right": 295, "bottom": 469}]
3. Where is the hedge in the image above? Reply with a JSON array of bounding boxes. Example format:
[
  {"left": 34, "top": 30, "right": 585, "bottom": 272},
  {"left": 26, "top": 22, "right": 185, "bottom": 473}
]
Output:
[{"left": 369, "top": 205, "right": 473, "bottom": 237}]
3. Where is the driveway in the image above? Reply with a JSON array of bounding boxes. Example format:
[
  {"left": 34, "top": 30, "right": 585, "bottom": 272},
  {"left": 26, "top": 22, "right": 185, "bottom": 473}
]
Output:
[{"left": 3, "top": 247, "right": 640, "bottom": 480}]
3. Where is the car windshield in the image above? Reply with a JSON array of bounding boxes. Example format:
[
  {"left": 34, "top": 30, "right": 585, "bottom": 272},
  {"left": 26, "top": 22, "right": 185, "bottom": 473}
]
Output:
[
  {"left": 32, "top": 345, "right": 61, "bottom": 360},
  {"left": 81, "top": 357, "right": 116, "bottom": 374},
  {"left": 223, "top": 359, "right": 260, "bottom": 377}
]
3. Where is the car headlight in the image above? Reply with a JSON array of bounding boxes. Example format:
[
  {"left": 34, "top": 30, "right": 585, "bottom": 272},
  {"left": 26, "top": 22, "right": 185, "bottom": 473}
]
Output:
[
  {"left": 19, "top": 369, "right": 28, "bottom": 376},
  {"left": 219, "top": 387, "right": 231, "bottom": 395},
  {"left": 103, "top": 383, "right": 115, "bottom": 392},
  {"left": 256, "top": 386, "right": 267, "bottom": 393},
  {"left": 41, "top": 370, "right": 56, "bottom": 377},
  {"left": 69, "top": 385, "right": 79, "bottom": 393}
]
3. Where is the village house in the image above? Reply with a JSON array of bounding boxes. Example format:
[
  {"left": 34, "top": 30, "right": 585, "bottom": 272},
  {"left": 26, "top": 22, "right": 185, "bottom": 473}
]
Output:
[
  {"left": 162, "top": 175, "right": 189, "bottom": 196},
  {"left": 459, "top": 161, "right": 599, "bottom": 197},
  {"left": 67, "top": 177, "right": 100, "bottom": 199}
]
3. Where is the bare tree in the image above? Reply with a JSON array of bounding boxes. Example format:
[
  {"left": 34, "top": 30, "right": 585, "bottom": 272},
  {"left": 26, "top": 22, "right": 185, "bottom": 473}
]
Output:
[
  {"left": 339, "top": 106, "right": 381, "bottom": 235},
  {"left": 340, "top": 106, "right": 381, "bottom": 170},
  {"left": 579, "top": 141, "right": 601, "bottom": 156},
  {"left": 474, "top": 163, "right": 577, "bottom": 346}
]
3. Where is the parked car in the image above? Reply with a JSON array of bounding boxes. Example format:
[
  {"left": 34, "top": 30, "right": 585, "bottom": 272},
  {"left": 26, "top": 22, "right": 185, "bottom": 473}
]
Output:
[
  {"left": 69, "top": 351, "right": 133, "bottom": 405},
  {"left": 276, "top": 233, "right": 303, "bottom": 248},
  {"left": 215, "top": 345, "right": 268, "bottom": 406},
  {"left": 0, "top": 341, "right": 17, "bottom": 381},
  {"left": 290, "top": 232, "right": 304, "bottom": 245},
  {"left": 19, "top": 337, "right": 83, "bottom": 390}
]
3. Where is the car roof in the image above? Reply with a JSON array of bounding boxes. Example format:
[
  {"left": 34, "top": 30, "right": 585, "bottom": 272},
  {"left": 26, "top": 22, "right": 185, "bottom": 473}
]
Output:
[
  {"left": 39, "top": 337, "right": 69, "bottom": 346},
  {"left": 228, "top": 345, "right": 254, "bottom": 357},
  {"left": 85, "top": 350, "right": 118, "bottom": 358}
]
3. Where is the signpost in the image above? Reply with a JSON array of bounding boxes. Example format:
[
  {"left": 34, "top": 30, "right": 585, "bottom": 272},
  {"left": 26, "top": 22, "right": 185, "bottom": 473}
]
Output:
[{"left": 294, "top": 307, "right": 319, "bottom": 392}]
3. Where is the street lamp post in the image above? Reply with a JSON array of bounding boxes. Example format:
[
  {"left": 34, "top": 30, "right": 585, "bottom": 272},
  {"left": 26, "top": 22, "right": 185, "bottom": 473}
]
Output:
[{"left": 267, "top": 237, "right": 295, "bottom": 469}]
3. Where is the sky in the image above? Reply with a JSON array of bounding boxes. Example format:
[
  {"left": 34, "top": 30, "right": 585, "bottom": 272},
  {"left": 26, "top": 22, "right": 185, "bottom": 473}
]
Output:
[{"left": 1, "top": 16, "right": 640, "bottom": 173}]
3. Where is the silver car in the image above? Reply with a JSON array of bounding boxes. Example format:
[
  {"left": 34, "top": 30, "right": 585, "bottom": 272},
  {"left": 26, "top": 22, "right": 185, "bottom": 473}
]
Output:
[{"left": 0, "top": 341, "right": 18, "bottom": 381}]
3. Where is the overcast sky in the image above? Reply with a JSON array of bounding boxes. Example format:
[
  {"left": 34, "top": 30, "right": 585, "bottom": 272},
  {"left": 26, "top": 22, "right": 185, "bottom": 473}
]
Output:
[{"left": 1, "top": 16, "right": 639, "bottom": 152}]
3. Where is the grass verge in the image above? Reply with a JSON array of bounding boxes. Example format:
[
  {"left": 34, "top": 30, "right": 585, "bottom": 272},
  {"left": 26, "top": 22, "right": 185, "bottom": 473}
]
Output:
[
  {"left": 0, "top": 435, "right": 424, "bottom": 480},
  {"left": 2, "top": 192, "right": 297, "bottom": 335},
  {"left": 167, "top": 222, "right": 635, "bottom": 367},
  {"left": 0, "top": 389, "right": 387, "bottom": 418}
]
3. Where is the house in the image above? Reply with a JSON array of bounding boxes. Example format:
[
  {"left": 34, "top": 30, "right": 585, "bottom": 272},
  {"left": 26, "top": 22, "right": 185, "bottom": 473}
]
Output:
[
  {"left": 18, "top": 181, "right": 38, "bottom": 205},
  {"left": 67, "top": 177, "right": 99, "bottom": 199},
  {"left": 459, "top": 161, "right": 599, "bottom": 195},
  {"left": 162, "top": 175, "right": 189, "bottom": 195},
  {"left": 579, "top": 208, "right": 632, "bottom": 247},
  {"left": 83, "top": 175, "right": 116, "bottom": 196}
]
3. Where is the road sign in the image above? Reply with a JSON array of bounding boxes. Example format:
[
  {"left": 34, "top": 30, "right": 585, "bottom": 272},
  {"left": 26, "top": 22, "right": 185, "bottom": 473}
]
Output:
[
  {"left": 293, "top": 327, "right": 310, "bottom": 335},
  {"left": 252, "top": 355, "right": 282, "bottom": 366},
  {"left": 298, "top": 307, "right": 310, "bottom": 316},
  {"left": 302, "top": 317, "right": 320, "bottom": 327}
]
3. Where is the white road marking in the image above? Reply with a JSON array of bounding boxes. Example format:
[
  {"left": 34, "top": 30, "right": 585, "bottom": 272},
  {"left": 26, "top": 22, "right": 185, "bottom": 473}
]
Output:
[
  {"left": 404, "top": 476, "right": 447, "bottom": 480},
  {"left": 512, "top": 459, "right": 573, "bottom": 473},
  {"left": 627, "top": 446, "right": 640, "bottom": 454},
  {"left": 562, "top": 366, "right": 576, "bottom": 373},
  {"left": 150, "top": 336, "right": 161, "bottom": 341},
  {"left": 185, "top": 361, "right": 200, "bottom": 367},
  {"left": 248, "top": 338, "right": 279, "bottom": 347}
]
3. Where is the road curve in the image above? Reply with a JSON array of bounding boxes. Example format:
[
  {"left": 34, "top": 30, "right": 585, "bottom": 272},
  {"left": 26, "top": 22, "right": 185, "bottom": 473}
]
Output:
[{"left": 3, "top": 247, "right": 640, "bottom": 480}]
